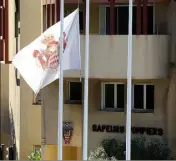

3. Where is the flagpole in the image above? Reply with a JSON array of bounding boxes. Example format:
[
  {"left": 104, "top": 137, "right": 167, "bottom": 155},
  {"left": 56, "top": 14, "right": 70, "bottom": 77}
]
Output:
[
  {"left": 58, "top": 0, "right": 64, "bottom": 159},
  {"left": 82, "top": 0, "right": 90, "bottom": 160},
  {"left": 125, "top": 0, "right": 133, "bottom": 159}
]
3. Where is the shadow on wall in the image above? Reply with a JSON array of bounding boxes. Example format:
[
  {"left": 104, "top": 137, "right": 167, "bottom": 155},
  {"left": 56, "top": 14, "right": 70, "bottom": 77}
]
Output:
[{"left": 9, "top": 104, "right": 18, "bottom": 160}]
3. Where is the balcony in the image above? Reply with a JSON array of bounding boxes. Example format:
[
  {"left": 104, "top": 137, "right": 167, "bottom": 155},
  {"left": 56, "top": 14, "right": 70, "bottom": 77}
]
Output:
[{"left": 64, "top": 35, "right": 169, "bottom": 79}]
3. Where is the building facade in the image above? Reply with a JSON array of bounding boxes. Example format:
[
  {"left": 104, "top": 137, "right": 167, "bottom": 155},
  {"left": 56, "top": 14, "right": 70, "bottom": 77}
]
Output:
[{"left": 0, "top": 0, "right": 176, "bottom": 160}]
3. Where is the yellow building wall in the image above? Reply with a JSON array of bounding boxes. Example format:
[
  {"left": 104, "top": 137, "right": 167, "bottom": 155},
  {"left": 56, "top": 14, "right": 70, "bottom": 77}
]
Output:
[
  {"left": 0, "top": 0, "right": 18, "bottom": 157},
  {"left": 17, "top": 0, "right": 42, "bottom": 159},
  {"left": 0, "top": 64, "right": 10, "bottom": 148},
  {"left": 43, "top": 145, "right": 81, "bottom": 160},
  {"left": 42, "top": 78, "right": 170, "bottom": 157}
]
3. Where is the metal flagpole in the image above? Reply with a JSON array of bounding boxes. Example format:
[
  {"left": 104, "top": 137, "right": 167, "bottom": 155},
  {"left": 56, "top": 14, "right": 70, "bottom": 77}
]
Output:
[
  {"left": 58, "top": 0, "right": 64, "bottom": 159},
  {"left": 125, "top": 0, "right": 133, "bottom": 159},
  {"left": 82, "top": 0, "right": 90, "bottom": 160}
]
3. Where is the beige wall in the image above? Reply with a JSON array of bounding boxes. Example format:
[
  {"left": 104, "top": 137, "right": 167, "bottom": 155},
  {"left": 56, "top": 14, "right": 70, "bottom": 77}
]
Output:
[
  {"left": 63, "top": 4, "right": 170, "bottom": 79},
  {"left": 9, "top": 64, "right": 20, "bottom": 159},
  {"left": 167, "top": 1, "right": 176, "bottom": 64},
  {"left": 64, "top": 35, "right": 169, "bottom": 79},
  {"left": 14, "top": 0, "right": 42, "bottom": 159},
  {"left": 166, "top": 0, "right": 176, "bottom": 153},
  {"left": 43, "top": 80, "right": 82, "bottom": 147},
  {"left": 43, "top": 78, "right": 170, "bottom": 153},
  {"left": 8, "top": 0, "right": 16, "bottom": 61},
  {"left": 0, "top": 64, "right": 10, "bottom": 148},
  {"left": 0, "top": 0, "right": 17, "bottom": 157}
]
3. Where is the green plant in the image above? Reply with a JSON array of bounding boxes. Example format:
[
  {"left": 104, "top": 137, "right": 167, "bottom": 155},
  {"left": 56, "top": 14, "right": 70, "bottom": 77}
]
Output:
[
  {"left": 28, "top": 148, "right": 41, "bottom": 160},
  {"left": 88, "top": 145, "right": 118, "bottom": 160},
  {"left": 89, "top": 136, "right": 174, "bottom": 160}
]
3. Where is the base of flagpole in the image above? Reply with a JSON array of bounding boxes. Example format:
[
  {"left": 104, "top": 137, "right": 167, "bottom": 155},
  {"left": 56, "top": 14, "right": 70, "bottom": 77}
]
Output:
[{"left": 42, "top": 145, "right": 81, "bottom": 160}]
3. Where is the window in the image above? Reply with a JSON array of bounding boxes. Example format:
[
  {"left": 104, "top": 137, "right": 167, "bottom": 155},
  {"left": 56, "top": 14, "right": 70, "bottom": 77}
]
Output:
[
  {"left": 15, "top": 0, "right": 20, "bottom": 38},
  {"left": 15, "top": 0, "right": 20, "bottom": 54},
  {"left": 43, "top": 3, "right": 56, "bottom": 31},
  {"left": 68, "top": 81, "right": 82, "bottom": 103},
  {"left": 141, "top": 5, "right": 154, "bottom": 34},
  {"left": 104, "top": 5, "right": 154, "bottom": 35},
  {"left": 133, "top": 84, "right": 154, "bottom": 111},
  {"left": 79, "top": 11, "right": 84, "bottom": 33},
  {"left": 33, "top": 145, "right": 41, "bottom": 151},
  {"left": 101, "top": 83, "right": 125, "bottom": 111}
]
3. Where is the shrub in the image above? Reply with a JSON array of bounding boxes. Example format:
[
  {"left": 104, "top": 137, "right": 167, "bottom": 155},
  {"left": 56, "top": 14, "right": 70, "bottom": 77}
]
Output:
[
  {"left": 28, "top": 148, "right": 41, "bottom": 160},
  {"left": 88, "top": 145, "right": 118, "bottom": 160},
  {"left": 89, "top": 136, "right": 174, "bottom": 160}
]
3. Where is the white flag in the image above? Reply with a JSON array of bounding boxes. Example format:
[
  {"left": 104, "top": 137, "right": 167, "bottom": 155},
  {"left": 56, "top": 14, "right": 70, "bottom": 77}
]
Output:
[{"left": 12, "top": 9, "right": 81, "bottom": 94}]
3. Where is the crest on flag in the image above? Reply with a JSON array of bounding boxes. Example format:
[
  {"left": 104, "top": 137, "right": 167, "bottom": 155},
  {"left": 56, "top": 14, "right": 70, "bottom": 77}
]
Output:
[
  {"left": 12, "top": 9, "right": 81, "bottom": 94},
  {"left": 33, "top": 32, "right": 68, "bottom": 71},
  {"left": 63, "top": 121, "right": 73, "bottom": 144}
]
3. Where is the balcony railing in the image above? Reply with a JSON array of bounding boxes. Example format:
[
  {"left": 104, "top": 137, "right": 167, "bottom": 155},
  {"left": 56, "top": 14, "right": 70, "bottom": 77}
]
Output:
[
  {"left": 63, "top": 35, "right": 169, "bottom": 79},
  {"left": 43, "top": 1, "right": 168, "bottom": 36}
]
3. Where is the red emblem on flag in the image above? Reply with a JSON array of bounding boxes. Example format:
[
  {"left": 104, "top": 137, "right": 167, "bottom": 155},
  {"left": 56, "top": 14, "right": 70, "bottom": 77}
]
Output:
[{"left": 33, "top": 32, "right": 68, "bottom": 71}]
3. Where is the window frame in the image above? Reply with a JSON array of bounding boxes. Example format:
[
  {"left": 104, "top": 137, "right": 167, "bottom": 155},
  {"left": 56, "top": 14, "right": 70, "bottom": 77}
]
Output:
[
  {"left": 68, "top": 81, "right": 82, "bottom": 104},
  {"left": 43, "top": 3, "right": 56, "bottom": 31},
  {"left": 132, "top": 83, "right": 154, "bottom": 113},
  {"left": 32, "top": 145, "right": 41, "bottom": 151},
  {"left": 101, "top": 82, "right": 125, "bottom": 112},
  {"left": 104, "top": 4, "right": 155, "bottom": 35}
]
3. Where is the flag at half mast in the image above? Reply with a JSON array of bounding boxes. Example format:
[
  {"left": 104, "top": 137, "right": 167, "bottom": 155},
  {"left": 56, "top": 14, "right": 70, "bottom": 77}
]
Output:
[{"left": 12, "top": 9, "right": 81, "bottom": 94}]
